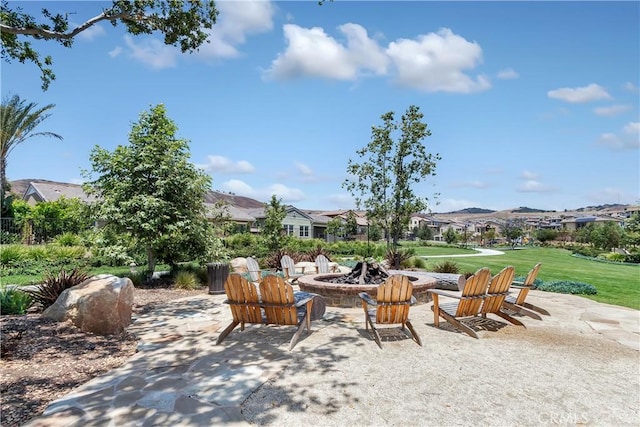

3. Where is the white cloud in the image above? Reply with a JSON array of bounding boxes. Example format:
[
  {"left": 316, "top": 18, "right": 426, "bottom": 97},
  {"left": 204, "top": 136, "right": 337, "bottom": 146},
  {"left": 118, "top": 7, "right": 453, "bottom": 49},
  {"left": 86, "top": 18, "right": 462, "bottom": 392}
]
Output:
[
  {"left": 435, "top": 198, "right": 481, "bottom": 213},
  {"left": 593, "top": 104, "right": 632, "bottom": 117},
  {"left": 497, "top": 68, "right": 519, "bottom": 79},
  {"left": 295, "top": 161, "right": 313, "bottom": 176},
  {"left": 123, "top": 35, "right": 179, "bottom": 69},
  {"left": 449, "top": 180, "right": 489, "bottom": 189},
  {"left": 199, "top": 0, "right": 274, "bottom": 59},
  {"left": 386, "top": 28, "right": 490, "bottom": 93},
  {"left": 75, "top": 23, "right": 106, "bottom": 41},
  {"left": 521, "top": 170, "right": 539, "bottom": 180},
  {"left": 596, "top": 122, "right": 640, "bottom": 150},
  {"left": 108, "top": 46, "right": 123, "bottom": 58},
  {"left": 547, "top": 83, "right": 612, "bottom": 103},
  {"left": 116, "top": 1, "right": 274, "bottom": 67},
  {"left": 264, "top": 23, "right": 388, "bottom": 80},
  {"left": 198, "top": 155, "right": 255, "bottom": 174},
  {"left": 517, "top": 180, "right": 555, "bottom": 193},
  {"left": 221, "top": 179, "right": 305, "bottom": 203},
  {"left": 623, "top": 82, "right": 639, "bottom": 93},
  {"left": 265, "top": 25, "right": 487, "bottom": 93},
  {"left": 326, "top": 193, "right": 356, "bottom": 209}
]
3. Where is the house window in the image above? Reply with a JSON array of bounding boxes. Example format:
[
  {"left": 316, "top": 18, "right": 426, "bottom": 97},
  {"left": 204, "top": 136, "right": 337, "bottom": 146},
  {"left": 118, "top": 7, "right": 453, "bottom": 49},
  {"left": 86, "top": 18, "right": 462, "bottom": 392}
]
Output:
[
  {"left": 283, "top": 224, "right": 294, "bottom": 235},
  {"left": 299, "top": 225, "right": 309, "bottom": 237}
]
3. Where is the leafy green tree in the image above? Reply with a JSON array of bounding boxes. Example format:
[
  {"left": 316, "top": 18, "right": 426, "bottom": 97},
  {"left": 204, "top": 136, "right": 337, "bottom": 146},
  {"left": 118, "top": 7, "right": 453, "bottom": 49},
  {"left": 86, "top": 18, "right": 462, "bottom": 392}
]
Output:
[
  {"left": 1, "top": 0, "right": 218, "bottom": 90},
  {"left": 262, "top": 195, "right": 287, "bottom": 253},
  {"left": 415, "top": 224, "right": 434, "bottom": 242},
  {"left": 83, "top": 104, "right": 213, "bottom": 274},
  {"left": 345, "top": 211, "right": 358, "bottom": 239},
  {"left": 623, "top": 213, "right": 640, "bottom": 248},
  {"left": 1, "top": 95, "right": 62, "bottom": 211},
  {"left": 443, "top": 227, "right": 457, "bottom": 244},
  {"left": 502, "top": 219, "right": 524, "bottom": 248},
  {"left": 535, "top": 229, "right": 558, "bottom": 244},
  {"left": 343, "top": 105, "right": 439, "bottom": 267},
  {"left": 590, "top": 221, "right": 621, "bottom": 251},
  {"left": 326, "top": 217, "right": 344, "bottom": 241}
]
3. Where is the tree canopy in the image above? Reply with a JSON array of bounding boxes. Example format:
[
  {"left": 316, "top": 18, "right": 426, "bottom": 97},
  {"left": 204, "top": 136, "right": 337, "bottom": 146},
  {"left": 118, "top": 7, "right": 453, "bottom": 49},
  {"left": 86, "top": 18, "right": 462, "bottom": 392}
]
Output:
[
  {"left": 262, "top": 195, "right": 287, "bottom": 253},
  {"left": 83, "top": 103, "right": 213, "bottom": 274},
  {"left": 343, "top": 105, "right": 440, "bottom": 266},
  {"left": 0, "top": 0, "right": 218, "bottom": 90}
]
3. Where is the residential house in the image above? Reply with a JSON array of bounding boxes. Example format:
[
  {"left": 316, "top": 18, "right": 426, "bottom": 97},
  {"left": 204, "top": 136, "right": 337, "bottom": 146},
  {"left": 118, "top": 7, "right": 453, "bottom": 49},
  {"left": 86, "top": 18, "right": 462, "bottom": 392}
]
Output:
[
  {"left": 245, "top": 206, "right": 330, "bottom": 240},
  {"left": 22, "top": 181, "right": 95, "bottom": 205}
]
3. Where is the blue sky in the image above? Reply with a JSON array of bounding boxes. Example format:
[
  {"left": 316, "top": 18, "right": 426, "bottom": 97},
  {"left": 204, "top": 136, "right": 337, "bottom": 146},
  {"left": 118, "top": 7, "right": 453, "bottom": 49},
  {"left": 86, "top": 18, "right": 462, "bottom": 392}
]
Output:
[{"left": 2, "top": 0, "right": 639, "bottom": 213}]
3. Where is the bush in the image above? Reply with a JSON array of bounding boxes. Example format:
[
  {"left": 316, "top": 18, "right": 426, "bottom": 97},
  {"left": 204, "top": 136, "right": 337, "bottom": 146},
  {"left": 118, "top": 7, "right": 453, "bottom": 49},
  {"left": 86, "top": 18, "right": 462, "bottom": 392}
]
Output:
[
  {"left": 432, "top": 260, "right": 460, "bottom": 274},
  {"left": 0, "top": 288, "right": 32, "bottom": 315},
  {"left": 54, "top": 232, "right": 81, "bottom": 247},
  {"left": 603, "top": 253, "right": 626, "bottom": 263},
  {"left": 536, "top": 280, "right": 597, "bottom": 295},
  {"left": 174, "top": 271, "right": 200, "bottom": 290},
  {"left": 0, "top": 245, "right": 25, "bottom": 265},
  {"left": 26, "top": 268, "right": 90, "bottom": 309},
  {"left": 385, "top": 248, "right": 415, "bottom": 268}
]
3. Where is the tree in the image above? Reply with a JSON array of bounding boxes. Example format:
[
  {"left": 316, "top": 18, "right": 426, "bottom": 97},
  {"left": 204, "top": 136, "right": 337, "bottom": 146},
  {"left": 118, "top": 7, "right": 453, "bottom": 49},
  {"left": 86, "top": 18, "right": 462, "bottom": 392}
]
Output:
[
  {"left": 345, "top": 211, "right": 358, "bottom": 239},
  {"left": 262, "top": 195, "right": 287, "bottom": 253},
  {"left": 443, "top": 227, "right": 457, "bottom": 244},
  {"left": 326, "top": 217, "right": 344, "bottom": 241},
  {"left": 502, "top": 219, "right": 524, "bottom": 248},
  {"left": 343, "top": 105, "right": 439, "bottom": 267},
  {"left": 590, "top": 221, "right": 621, "bottom": 251},
  {"left": 535, "top": 229, "right": 558, "bottom": 244},
  {"left": 415, "top": 224, "right": 434, "bottom": 242},
  {"left": 83, "top": 103, "right": 213, "bottom": 274},
  {"left": 623, "top": 213, "right": 640, "bottom": 248},
  {"left": 1, "top": 0, "right": 218, "bottom": 90},
  {"left": 0, "top": 94, "right": 62, "bottom": 212}
]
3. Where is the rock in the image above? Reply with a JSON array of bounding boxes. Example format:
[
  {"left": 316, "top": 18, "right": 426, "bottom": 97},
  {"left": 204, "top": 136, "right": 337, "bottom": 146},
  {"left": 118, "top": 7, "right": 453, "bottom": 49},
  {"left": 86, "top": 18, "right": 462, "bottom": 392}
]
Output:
[
  {"left": 43, "top": 274, "right": 134, "bottom": 335},
  {"left": 425, "top": 272, "right": 466, "bottom": 291},
  {"left": 230, "top": 257, "right": 248, "bottom": 273}
]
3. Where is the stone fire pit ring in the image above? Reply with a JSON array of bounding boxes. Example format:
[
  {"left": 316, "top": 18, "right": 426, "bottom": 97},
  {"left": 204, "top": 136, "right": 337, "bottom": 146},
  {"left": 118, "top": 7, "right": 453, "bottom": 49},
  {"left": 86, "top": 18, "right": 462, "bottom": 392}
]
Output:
[{"left": 298, "top": 270, "right": 437, "bottom": 308}]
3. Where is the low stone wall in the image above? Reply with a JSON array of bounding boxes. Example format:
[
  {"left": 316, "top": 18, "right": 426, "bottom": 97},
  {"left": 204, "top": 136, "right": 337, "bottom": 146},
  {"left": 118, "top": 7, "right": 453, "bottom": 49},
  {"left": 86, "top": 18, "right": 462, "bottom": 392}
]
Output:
[{"left": 298, "top": 271, "right": 437, "bottom": 308}]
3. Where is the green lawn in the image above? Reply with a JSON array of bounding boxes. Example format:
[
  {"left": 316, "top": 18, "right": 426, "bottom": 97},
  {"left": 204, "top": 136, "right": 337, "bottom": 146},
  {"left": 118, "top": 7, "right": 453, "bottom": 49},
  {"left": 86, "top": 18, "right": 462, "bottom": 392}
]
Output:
[
  {"left": 422, "top": 247, "right": 639, "bottom": 310},
  {"left": 409, "top": 245, "right": 477, "bottom": 256}
]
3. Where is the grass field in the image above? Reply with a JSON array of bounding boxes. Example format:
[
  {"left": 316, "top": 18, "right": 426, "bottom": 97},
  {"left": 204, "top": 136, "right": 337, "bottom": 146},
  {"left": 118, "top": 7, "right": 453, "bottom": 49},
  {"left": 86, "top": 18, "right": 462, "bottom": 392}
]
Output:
[{"left": 421, "top": 246, "right": 640, "bottom": 310}]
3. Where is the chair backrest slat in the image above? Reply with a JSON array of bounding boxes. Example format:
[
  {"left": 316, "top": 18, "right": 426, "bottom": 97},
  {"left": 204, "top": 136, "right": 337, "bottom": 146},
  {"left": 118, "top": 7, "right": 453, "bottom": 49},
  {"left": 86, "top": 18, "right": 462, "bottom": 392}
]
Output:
[
  {"left": 224, "top": 274, "right": 262, "bottom": 324},
  {"left": 515, "top": 263, "right": 542, "bottom": 305},
  {"left": 376, "top": 275, "right": 413, "bottom": 325},
  {"left": 482, "top": 266, "right": 515, "bottom": 314},
  {"left": 456, "top": 268, "right": 491, "bottom": 317},
  {"left": 260, "top": 276, "right": 298, "bottom": 325},
  {"left": 246, "top": 257, "right": 261, "bottom": 282},
  {"left": 315, "top": 254, "right": 331, "bottom": 274}
]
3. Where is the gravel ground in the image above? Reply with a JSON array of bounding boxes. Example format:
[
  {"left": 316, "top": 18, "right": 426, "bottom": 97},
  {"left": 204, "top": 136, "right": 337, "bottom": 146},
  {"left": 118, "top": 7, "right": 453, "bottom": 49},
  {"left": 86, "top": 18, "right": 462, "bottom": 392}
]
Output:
[{"left": 0, "top": 286, "right": 207, "bottom": 427}]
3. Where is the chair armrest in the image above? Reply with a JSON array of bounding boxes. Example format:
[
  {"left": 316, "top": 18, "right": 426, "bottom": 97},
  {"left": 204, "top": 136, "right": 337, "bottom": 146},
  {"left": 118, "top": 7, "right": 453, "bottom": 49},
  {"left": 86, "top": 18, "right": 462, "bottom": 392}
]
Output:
[
  {"left": 428, "top": 289, "right": 463, "bottom": 299},
  {"left": 358, "top": 292, "right": 377, "bottom": 306},
  {"left": 293, "top": 291, "right": 315, "bottom": 307}
]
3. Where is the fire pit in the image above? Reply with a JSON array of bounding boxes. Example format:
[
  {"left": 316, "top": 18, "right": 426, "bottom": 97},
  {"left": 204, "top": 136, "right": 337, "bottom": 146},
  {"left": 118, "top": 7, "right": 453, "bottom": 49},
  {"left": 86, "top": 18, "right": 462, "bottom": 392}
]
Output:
[{"left": 298, "top": 261, "right": 437, "bottom": 308}]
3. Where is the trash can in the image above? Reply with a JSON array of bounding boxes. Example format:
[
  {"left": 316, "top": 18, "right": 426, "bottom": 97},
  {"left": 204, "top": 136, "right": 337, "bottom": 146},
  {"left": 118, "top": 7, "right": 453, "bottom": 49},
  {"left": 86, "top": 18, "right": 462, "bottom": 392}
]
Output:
[{"left": 207, "top": 262, "right": 230, "bottom": 295}]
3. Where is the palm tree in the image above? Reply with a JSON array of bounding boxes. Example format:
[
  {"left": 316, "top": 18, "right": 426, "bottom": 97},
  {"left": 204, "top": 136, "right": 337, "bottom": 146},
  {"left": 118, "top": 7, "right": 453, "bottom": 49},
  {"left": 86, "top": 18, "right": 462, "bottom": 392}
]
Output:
[{"left": 0, "top": 94, "right": 63, "bottom": 193}]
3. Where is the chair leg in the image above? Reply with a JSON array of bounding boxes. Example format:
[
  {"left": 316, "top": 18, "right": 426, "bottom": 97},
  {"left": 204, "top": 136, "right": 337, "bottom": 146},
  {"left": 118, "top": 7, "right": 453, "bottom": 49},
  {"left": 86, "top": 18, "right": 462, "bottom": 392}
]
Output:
[
  {"left": 431, "top": 294, "right": 440, "bottom": 328},
  {"left": 290, "top": 312, "right": 310, "bottom": 350},
  {"left": 522, "top": 302, "right": 551, "bottom": 316},
  {"left": 405, "top": 320, "right": 422, "bottom": 346},
  {"left": 494, "top": 310, "right": 526, "bottom": 327},
  {"left": 503, "top": 301, "right": 542, "bottom": 320},
  {"left": 216, "top": 320, "right": 240, "bottom": 345},
  {"left": 440, "top": 312, "right": 479, "bottom": 339}
]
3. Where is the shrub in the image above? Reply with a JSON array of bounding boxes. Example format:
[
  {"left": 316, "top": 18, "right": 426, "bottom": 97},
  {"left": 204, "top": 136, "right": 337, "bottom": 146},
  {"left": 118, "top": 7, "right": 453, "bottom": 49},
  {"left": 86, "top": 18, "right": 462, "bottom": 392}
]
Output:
[
  {"left": 410, "top": 256, "right": 428, "bottom": 269},
  {"left": 54, "top": 232, "right": 81, "bottom": 247},
  {"left": 172, "top": 263, "right": 207, "bottom": 284},
  {"left": 603, "top": 253, "right": 626, "bottom": 263},
  {"left": 0, "top": 245, "right": 25, "bottom": 265},
  {"left": 306, "top": 245, "right": 333, "bottom": 262},
  {"left": 26, "top": 268, "right": 90, "bottom": 309},
  {"left": 0, "top": 288, "right": 32, "bottom": 315},
  {"left": 385, "top": 248, "right": 415, "bottom": 268},
  {"left": 174, "top": 271, "right": 200, "bottom": 290},
  {"left": 432, "top": 260, "right": 460, "bottom": 274},
  {"left": 536, "top": 280, "right": 597, "bottom": 295}
]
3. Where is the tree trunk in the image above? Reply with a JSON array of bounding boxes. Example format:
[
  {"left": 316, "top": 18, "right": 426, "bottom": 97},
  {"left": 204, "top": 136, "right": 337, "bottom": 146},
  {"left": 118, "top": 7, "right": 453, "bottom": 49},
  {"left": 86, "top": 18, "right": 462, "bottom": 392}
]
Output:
[{"left": 146, "top": 247, "right": 157, "bottom": 279}]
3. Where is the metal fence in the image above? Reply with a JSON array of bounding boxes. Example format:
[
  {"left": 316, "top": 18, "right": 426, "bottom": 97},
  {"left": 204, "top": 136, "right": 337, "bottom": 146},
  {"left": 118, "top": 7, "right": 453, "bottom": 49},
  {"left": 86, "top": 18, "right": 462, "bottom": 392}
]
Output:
[{"left": 1, "top": 217, "right": 70, "bottom": 244}]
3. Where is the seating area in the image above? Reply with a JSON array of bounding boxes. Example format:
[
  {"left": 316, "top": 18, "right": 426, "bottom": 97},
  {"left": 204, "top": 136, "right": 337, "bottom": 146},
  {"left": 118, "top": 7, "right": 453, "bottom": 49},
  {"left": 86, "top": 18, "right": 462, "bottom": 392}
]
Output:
[{"left": 219, "top": 259, "right": 551, "bottom": 346}]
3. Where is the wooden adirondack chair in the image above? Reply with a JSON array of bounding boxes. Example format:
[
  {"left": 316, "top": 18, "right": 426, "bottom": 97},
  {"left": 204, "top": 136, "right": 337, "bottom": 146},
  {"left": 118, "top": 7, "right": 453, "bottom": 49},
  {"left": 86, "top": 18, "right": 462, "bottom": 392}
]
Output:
[
  {"left": 314, "top": 254, "right": 332, "bottom": 274},
  {"left": 502, "top": 263, "right": 549, "bottom": 319},
  {"left": 481, "top": 266, "right": 525, "bottom": 328},
  {"left": 245, "top": 256, "right": 262, "bottom": 284},
  {"left": 358, "top": 274, "right": 421, "bottom": 348},
  {"left": 428, "top": 267, "right": 492, "bottom": 339},
  {"left": 216, "top": 274, "right": 263, "bottom": 345},
  {"left": 260, "top": 275, "right": 314, "bottom": 350},
  {"left": 280, "top": 254, "right": 304, "bottom": 284}
]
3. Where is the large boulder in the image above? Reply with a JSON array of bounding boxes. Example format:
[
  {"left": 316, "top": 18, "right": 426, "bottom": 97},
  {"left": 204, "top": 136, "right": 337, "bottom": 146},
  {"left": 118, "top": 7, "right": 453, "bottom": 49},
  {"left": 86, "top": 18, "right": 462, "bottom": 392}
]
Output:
[
  {"left": 43, "top": 274, "right": 134, "bottom": 335},
  {"left": 230, "top": 257, "right": 248, "bottom": 273}
]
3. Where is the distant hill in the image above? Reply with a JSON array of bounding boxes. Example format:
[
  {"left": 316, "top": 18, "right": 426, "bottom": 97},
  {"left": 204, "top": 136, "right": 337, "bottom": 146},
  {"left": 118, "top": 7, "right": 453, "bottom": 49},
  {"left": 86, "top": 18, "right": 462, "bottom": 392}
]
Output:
[
  {"left": 511, "top": 207, "right": 554, "bottom": 213},
  {"left": 443, "top": 207, "right": 496, "bottom": 214},
  {"left": 8, "top": 179, "right": 265, "bottom": 209}
]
